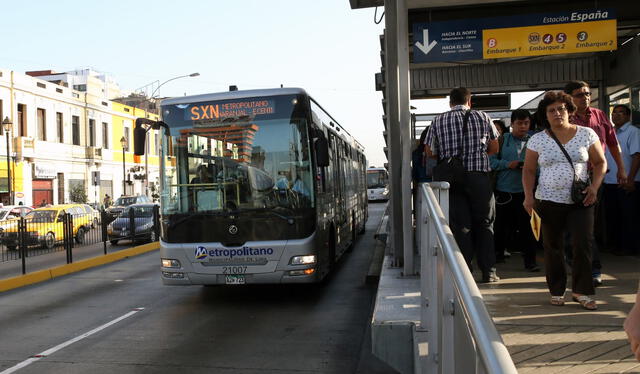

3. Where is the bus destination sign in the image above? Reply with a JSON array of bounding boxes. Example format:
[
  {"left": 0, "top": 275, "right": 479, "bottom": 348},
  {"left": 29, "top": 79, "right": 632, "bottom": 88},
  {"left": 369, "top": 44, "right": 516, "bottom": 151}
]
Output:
[
  {"left": 413, "top": 9, "right": 616, "bottom": 63},
  {"left": 186, "top": 99, "right": 276, "bottom": 122}
]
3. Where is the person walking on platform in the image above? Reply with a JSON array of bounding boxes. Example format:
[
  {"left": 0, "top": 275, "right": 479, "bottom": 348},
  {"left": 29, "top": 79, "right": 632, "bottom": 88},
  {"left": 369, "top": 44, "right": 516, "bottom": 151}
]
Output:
[
  {"left": 424, "top": 87, "right": 500, "bottom": 283},
  {"left": 523, "top": 91, "right": 606, "bottom": 310},
  {"left": 565, "top": 80, "right": 626, "bottom": 287},
  {"left": 490, "top": 109, "right": 539, "bottom": 271},
  {"left": 603, "top": 105, "right": 640, "bottom": 256}
]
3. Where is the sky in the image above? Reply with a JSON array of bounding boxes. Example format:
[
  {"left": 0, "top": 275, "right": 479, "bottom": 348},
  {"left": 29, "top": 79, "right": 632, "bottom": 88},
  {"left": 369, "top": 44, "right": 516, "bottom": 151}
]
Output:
[{"left": 2, "top": 0, "right": 537, "bottom": 168}]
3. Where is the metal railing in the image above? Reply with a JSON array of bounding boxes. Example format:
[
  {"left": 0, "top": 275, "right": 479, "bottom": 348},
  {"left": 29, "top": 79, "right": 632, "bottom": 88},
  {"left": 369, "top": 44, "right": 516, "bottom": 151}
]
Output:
[
  {"left": 0, "top": 206, "right": 160, "bottom": 275},
  {"left": 415, "top": 182, "right": 517, "bottom": 374}
]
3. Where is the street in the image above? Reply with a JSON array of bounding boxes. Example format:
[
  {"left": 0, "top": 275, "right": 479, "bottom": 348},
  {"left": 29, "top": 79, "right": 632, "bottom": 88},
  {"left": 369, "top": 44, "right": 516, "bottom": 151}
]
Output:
[{"left": 0, "top": 203, "right": 394, "bottom": 374}]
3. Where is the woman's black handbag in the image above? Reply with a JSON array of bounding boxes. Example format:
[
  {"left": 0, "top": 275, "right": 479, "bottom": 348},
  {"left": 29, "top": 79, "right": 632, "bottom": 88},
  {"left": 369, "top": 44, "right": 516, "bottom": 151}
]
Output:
[
  {"left": 432, "top": 110, "right": 471, "bottom": 190},
  {"left": 548, "top": 129, "right": 591, "bottom": 205},
  {"left": 571, "top": 178, "right": 591, "bottom": 205}
]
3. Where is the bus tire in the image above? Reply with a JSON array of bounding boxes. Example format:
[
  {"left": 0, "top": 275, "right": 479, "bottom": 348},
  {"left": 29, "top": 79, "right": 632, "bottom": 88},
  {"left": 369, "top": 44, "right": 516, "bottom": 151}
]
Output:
[
  {"left": 328, "top": 227, "right": 336, "bottom": 271},
  {"left": 347, "top": 214, "right": 356, "bottom": 252},
  {"left": 358, "top": 211, "right": 366, "bottom": 234}
]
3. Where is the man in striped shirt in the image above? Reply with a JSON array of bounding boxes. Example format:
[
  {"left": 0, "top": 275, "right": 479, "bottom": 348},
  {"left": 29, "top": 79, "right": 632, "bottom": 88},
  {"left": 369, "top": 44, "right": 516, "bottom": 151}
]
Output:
[{"left": 424, "top": 87, "right": 500, "bottom": 283}]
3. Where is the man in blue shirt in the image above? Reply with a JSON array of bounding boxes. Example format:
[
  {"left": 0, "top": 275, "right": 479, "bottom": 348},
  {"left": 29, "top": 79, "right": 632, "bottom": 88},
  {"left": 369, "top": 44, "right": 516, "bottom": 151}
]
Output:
[
  {"left": 603, "top": 105, "right": 640, "bottom": 255},
  {"left": 490, "top": 109, "right": 539, "bottom": 271}
]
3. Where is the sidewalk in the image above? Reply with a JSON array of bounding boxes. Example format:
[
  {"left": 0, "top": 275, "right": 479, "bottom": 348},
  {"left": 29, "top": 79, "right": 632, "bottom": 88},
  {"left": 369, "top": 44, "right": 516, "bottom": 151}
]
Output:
[{"left": 480, "top": 251, "right": 640, "bottom": 373}]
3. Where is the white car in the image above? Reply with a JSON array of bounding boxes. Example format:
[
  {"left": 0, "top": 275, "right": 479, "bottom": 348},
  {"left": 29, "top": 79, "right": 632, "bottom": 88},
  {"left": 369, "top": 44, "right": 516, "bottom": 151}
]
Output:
[{"left": 0, "top": 205, "right": 33, "bottom": 221}]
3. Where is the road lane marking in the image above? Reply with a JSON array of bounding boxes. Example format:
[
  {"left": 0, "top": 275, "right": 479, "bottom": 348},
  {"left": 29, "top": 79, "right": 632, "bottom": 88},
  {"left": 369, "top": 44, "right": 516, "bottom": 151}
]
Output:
[{"left": 0, "top": 307, "right": 145, "bottom": 374}]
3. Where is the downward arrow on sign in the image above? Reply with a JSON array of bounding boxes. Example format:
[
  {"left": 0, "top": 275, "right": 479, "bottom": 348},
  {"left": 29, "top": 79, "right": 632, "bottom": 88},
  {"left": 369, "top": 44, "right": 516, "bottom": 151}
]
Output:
[{"left": 415, "top": 29, "right": 438, "bottom": 55}]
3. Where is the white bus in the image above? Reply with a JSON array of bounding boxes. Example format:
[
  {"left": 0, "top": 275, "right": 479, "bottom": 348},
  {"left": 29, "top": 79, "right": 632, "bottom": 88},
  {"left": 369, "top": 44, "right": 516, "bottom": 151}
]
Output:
[
  {"left": 366, "top": 167, "right": 389, "bottom": 201},
  {"left": 134, "top": 88, "right": 367, "bottom": 285}
]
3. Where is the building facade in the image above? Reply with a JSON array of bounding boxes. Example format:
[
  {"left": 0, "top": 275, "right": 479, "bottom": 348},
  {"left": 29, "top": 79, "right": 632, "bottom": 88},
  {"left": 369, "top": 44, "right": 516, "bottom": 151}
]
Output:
[{"left": 0, "top": 68, "right": 160, "bottom": 207}]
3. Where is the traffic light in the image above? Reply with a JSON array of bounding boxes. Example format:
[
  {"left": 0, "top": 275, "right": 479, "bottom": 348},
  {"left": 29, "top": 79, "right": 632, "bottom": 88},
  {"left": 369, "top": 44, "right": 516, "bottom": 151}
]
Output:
[{"left": 92, "top": 171, "right": 100, "bottom": 186}]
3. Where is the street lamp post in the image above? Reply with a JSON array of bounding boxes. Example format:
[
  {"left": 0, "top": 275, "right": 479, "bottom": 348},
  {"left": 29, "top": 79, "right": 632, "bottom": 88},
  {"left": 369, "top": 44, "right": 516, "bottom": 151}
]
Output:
[
  {"left": 149, "top": 72, "right": 200, "bottom": 100},
  {"left": 2, "top": 117, "right": 12, "bottom": 205},
  {"left": 120, "top": 136, "right": 127, "bottom": 196}
]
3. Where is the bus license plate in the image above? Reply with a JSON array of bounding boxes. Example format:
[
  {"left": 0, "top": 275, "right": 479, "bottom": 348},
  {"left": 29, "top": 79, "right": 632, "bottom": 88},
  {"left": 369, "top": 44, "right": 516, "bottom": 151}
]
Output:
[{"left": 225, "top": 275, "right": 245, "bottom": 285}]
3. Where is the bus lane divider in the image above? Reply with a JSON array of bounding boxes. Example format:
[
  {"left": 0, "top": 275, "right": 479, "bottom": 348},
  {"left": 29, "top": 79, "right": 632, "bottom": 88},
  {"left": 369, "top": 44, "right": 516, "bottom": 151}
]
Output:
[
  {"left": 0, "top": 242, "right": 159, "bottom": 293},
  {"left": 0, "top": 307, "right": 146, "bottom": 374}
]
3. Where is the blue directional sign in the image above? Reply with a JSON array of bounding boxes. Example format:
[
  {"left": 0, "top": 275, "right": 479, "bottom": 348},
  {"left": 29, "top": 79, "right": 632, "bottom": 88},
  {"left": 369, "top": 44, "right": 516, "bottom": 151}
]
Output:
[
  {"left": 413, "top": 9, "right": 616, "bottom": 63},
  {"left": 413, "top": 19, "right": 483, "bottom": 62}
]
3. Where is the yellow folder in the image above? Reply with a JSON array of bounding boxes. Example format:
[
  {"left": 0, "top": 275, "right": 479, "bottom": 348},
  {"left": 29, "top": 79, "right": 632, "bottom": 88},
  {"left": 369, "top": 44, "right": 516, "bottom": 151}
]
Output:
[{"left": 530, "top": 209, "right": 541, "bottom": 241}]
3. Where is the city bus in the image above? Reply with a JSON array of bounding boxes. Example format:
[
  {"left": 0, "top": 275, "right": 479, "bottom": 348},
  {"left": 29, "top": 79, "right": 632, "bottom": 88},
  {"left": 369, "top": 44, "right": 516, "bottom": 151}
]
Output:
[
  {"left": 366, "top": 167, "right": 389, "bottom": 201},
  {"left": 134, "top": 88, "right": 367, "bottom": 285}
]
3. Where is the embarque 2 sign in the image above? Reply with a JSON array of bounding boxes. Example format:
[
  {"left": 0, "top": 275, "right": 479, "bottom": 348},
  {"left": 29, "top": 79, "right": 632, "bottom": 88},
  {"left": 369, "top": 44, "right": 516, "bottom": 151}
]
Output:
[{"left": 413, "top": 9, "right": 616, "bottom": 63}]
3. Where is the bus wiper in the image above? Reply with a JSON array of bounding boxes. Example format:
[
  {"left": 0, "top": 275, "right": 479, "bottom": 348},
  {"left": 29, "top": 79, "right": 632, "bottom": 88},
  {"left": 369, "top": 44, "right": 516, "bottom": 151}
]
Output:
[
  {"left": 231, "top": 207, "right": 295, "bottom": 225},
  {"left": 167, "top": 211, "right": 232, "bottom": 230}
]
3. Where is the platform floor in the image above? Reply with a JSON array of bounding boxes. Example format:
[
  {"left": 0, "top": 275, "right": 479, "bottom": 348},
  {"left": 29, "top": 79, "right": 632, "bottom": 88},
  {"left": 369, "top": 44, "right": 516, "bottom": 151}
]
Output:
[{"left": 479, "top": 251, "right": 640, "bottom": 373}]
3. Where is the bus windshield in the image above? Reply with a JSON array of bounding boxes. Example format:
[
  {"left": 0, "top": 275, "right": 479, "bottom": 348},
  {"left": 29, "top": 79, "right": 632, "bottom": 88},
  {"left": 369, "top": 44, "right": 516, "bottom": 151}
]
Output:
[
  {"left": 159, "top": 94, "right": 314, "bottom": 217},
  {"left": 367, "top": 169, "right": 388, "bottom": 189}
]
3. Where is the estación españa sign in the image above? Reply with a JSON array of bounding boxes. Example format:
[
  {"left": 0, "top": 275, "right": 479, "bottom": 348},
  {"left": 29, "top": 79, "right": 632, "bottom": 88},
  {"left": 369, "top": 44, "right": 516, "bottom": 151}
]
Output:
[{"left": 413, "top": 9, "right": 617, "bottom": 63}]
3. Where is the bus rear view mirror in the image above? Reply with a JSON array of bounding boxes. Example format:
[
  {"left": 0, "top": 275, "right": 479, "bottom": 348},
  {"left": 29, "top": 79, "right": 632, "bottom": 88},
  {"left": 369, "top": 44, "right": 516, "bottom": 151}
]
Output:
[
  {"left": 134, "top": 118, "right": 172, "bottom": 156},
  {"left": 315, "top": 136, "right": 329, "bottom": 167},
  {"left": 134, "top": 126, "right": 147, "bottom": 156}
]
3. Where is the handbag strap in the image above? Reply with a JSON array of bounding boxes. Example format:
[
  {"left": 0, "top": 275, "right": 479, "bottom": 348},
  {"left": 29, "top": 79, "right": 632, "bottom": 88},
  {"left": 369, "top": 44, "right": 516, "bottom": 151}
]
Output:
[
  {"left": 547, "top": 128, "right": 578, "bottom": 178},
  {"left": 456, "top": 110, "right": 472, "bottom": 156}
]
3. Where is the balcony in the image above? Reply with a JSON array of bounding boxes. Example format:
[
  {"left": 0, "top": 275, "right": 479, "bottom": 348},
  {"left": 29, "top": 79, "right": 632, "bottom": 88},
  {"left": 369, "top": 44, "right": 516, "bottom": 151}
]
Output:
[
  {"left": 86, "top": 147, "right": 102, "bottom": 160},
  {"left": 14, "top": 136, "right": 34, "bottom": 159}
]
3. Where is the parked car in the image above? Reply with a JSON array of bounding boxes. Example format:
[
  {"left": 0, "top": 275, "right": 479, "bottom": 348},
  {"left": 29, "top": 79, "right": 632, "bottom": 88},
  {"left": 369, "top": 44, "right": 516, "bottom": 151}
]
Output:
[
  {"left": 107, "top": 203, "right": 158, "bottom": 245},
  {"left": 0, "top": 204, "right": 92, "bottom": 250},
  {"left": 81, "top": 204, "right": 100, "bottom": 228},
  {"left": 105, "top": 195, "right": 151, "bottom": 222},
  {"left": 0, "top": 205, "right": 33, "bottom": 221}
]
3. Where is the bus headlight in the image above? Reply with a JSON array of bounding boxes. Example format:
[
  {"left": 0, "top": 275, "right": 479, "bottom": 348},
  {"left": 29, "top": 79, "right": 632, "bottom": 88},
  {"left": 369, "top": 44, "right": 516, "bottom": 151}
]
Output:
[
  {"left": 289, "top": 255, "right": 316, "bottom": 265},
  {"left": 162, "top": 259, "right": 181, "bottom": 268}
]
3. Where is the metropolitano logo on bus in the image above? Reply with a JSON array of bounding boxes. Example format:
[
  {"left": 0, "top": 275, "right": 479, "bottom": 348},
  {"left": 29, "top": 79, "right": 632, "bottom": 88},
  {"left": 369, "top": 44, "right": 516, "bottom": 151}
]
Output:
[{"left": 194, "top": 246, "right": 274, "bottom": 260}]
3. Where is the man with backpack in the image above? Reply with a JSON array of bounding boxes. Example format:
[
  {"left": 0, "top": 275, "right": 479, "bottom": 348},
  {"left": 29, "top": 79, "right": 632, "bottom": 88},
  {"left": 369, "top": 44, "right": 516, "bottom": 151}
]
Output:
[{"left": 424, "top": 87, "right": 500, "bottom": 283}]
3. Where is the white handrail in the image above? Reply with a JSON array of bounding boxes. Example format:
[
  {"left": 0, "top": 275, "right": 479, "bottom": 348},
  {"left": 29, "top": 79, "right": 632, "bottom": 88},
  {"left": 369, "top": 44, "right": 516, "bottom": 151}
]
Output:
[{"left": 416, "top": 182, "right": 517, "bottom": 374}]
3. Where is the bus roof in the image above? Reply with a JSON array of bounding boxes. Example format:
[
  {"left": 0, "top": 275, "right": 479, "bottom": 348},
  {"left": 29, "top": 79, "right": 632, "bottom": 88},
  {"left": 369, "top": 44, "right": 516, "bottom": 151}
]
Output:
[{"left": 161, "top": 87, "right": 309, "bottom": 106}]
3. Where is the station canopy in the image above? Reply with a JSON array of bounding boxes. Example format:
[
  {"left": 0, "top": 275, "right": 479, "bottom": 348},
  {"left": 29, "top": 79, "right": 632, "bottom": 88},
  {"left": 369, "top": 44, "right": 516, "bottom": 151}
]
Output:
[{"left": 350, "top": 0, "right": 640, "bottom": 101}]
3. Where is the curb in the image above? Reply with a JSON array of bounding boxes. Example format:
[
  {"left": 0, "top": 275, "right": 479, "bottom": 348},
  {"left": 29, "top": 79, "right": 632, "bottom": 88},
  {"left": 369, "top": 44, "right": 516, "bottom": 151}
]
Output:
[
  {"left": 366, "top": 210, "right": 389, "bottom": 284},
  {"left": 0, "top": 242, "right": 160, "bottom": 293}
]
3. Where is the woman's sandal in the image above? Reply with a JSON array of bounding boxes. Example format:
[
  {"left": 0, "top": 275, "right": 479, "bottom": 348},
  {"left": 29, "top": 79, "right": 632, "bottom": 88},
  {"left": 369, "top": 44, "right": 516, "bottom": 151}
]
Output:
[
  {"left": 572, "top": 294, "right": 597, "bottom": 310},
  {"left": 550, "top": 296, "right": 565, "bottom": 306}
]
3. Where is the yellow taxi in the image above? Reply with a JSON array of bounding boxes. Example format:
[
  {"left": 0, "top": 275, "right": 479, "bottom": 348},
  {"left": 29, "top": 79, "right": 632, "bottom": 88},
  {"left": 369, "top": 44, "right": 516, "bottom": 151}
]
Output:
[{"left": 0, "top": 204, "right": 93, "bottom": 250}]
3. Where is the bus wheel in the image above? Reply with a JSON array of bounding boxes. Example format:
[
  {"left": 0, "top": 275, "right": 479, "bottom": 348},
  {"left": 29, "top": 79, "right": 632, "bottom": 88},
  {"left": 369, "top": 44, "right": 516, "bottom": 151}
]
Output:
[
  {"left": 347, "top": 217, "right": 356, "bottom": 252},
  {"left": 110, "top": 240, "right": 119, "bottom": 245},
  {"left": 328, "top": 228, "right": 336, "bottom": 271}
]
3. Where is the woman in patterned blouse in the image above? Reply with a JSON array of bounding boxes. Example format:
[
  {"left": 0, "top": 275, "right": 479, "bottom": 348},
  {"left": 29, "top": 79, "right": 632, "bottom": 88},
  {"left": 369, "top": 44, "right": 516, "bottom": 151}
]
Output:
[{"left": 522, "top": 91, "right": 606, "bottom": 310}]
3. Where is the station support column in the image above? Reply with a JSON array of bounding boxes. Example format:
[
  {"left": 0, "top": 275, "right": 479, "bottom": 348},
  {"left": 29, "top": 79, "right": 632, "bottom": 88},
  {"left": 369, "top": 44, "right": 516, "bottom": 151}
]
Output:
[
  {"left": 383, "top": 0, "right": 414, "bottom": 272},
  {"left": 384, "top": 0, "right": 404, "bottom": 267}
]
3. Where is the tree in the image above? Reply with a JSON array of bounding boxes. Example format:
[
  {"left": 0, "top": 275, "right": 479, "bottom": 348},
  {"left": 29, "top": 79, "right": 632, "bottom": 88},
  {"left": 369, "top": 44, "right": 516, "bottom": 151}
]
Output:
[{"left": 69, "top": 182, "right": 88, "bottom": 203}]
